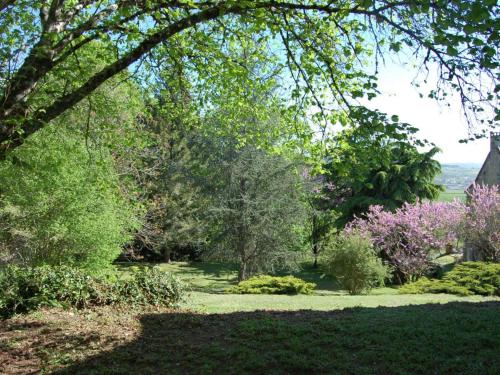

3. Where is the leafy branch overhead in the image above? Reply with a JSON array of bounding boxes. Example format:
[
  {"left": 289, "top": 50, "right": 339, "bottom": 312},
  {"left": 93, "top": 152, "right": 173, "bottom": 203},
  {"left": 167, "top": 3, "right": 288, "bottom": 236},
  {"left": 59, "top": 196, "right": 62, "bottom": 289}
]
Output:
[{"left": 0, "top": 0, "right": 498, "bottom": 157}]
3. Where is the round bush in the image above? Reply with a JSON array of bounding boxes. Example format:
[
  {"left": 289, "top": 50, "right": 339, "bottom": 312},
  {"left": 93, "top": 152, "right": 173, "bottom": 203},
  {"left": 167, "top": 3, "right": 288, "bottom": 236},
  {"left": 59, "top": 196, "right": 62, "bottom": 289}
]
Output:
[
  {"left": 114, "top": 267, "right": 185, "bottom": 306},
  {"left": 322, "top": 233, "right": 390, "bottom": 295}
]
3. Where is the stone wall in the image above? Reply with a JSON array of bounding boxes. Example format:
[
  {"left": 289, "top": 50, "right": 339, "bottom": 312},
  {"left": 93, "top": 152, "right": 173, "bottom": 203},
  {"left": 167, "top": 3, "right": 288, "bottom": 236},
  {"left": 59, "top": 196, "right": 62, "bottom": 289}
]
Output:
[
  {"left": 474, "top": 132, "right": 500, "bottom": 186},
  {"left": 463, "top": 132, "right": 499, "bottom": 261}
]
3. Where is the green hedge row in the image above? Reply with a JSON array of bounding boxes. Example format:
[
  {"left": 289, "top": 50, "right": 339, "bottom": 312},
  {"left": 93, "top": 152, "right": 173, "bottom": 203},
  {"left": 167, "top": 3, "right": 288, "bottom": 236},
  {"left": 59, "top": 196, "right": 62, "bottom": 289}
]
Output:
[{"left": 0, "top": 265, "right": 184, "bottom": 318}]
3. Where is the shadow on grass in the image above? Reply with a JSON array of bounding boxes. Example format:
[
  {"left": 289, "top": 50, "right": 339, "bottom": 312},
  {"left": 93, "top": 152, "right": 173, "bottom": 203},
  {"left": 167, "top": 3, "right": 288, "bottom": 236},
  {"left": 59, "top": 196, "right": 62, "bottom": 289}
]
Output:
[
  {"left": 55, "top": 301, "right": 500, "bottom": 375},
  {"left": 174, "top": 262, "right": 239, "bottom": 293},
  {"left": 115, "top": 261, "right": 239, "bottom": 293},
  {"left": 176, "top": 261, "right": 239, "bottom": 278},
  {"left": 290, "top": 263, "right": 342, "bottom": 291}
]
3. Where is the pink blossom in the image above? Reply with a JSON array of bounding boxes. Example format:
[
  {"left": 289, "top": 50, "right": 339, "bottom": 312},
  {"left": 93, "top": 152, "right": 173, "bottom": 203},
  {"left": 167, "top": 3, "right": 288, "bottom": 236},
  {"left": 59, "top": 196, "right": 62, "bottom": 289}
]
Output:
[
  {"left": 464, "top": 184, "right": 500, "bottom": 261},
  {"left": 346, "top": 200, "right": 466, "bottom": 283}
]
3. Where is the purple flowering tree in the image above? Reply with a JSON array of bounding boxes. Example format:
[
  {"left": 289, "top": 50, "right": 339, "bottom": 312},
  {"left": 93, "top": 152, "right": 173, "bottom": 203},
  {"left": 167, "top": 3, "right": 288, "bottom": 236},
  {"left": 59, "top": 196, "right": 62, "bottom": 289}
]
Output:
[
  {"left": 347, "top": 200, "right": 466, "bottom": 284},
  {"left": 464, "top": 184, "right": 500, "bottom": 262}
]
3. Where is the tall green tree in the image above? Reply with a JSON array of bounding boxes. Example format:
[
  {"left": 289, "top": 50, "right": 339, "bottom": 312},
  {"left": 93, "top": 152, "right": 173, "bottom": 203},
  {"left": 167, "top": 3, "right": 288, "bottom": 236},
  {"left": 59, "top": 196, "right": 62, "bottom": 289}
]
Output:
[
  {"left": 127, "top": 31, "right": 311, "bottom": 263},
  {"left": 323, "top": 108, "right": 444, "bottom": 228},
  {"left": 1, "top": 0, "right": 497, "bottom": 157},
  {"left": 130, "top": 96, "right": 209, "bottom": 262},
  {"left": 0, "top": 42, "right": 145, "bottom": 269},
  {"left": 0, "top": 125, "right": 138, "bottom": 271},
  {"left": 204, "top": 143, "right": 307, "bottom": 281}
]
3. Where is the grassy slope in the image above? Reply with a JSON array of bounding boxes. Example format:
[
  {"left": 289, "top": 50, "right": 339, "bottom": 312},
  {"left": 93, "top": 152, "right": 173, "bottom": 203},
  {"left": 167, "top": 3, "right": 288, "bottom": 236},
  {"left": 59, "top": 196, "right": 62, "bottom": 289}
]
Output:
[
  {"left": 187, "top": 291, "right": 495, "bottom": 313},
  {"left": 117, "top": 262, "right": 498, "bottom": 313}
]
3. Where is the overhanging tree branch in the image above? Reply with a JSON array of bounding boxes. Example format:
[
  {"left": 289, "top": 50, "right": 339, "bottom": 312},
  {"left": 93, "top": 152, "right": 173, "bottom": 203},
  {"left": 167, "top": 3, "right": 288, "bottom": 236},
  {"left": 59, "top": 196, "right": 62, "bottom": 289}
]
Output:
[{"left": 0, "top": 0, "right": 497, "bottom": 157}]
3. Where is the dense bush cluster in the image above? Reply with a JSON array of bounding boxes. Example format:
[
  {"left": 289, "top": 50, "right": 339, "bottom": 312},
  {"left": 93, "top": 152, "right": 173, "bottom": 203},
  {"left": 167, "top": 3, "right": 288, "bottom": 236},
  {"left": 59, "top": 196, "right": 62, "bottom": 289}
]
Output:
[
  {"left": 347, "top": 201, "right": 465, "bottom": 283},
  {"left": 322, "top": 233, "right": 390, "bottom": 294},
  {"left": 399, "top": 262, "right": 500, "bottom": 296},
  {"left": 114, "top": 266, "right": 185, "bottom": 306},
  {"left": 0, "top": 127, "right": 138, "bottom": 271},
  {"left": 227, "top": 275, "right": 315, "bottom": 295},
  {"left": 346, "top": 184, "right": 499, "bottom": 283},
  {"left": 0, "top": 265, "right": 184, "bottom": 318}
]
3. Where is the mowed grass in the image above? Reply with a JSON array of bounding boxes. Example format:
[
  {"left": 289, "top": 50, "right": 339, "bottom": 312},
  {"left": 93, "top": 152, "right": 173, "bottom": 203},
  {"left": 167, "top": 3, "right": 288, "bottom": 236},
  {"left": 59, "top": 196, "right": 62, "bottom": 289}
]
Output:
[
  {"left": 2, "top": 302, "right": 499, "bottom": 374},
  {"left": 115, "top": 261, "right": 499, "bottom": 313},
  {"left": 187, "top": 290, "right": 496, "bottom": 313}
]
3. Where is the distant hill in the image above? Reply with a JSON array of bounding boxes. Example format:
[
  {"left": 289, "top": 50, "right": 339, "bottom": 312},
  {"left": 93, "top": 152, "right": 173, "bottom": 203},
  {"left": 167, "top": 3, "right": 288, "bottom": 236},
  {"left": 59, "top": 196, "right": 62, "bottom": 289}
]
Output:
[{"left": 435, "top": 163, "right": 481, "bottom": 191}]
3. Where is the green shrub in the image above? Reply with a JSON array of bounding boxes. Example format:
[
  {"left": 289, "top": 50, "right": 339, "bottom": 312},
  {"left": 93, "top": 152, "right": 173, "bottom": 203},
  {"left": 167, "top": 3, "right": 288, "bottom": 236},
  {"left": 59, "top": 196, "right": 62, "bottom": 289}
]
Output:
[
  {"left": 399, "top": 262, "right": 500, "bottom": 296},
  {"left": 322, "top": 233, "right": 390, "bottom": 295},
  {"left": 0, "top": 265, "right": 110, "bottom": 317},
  {"left": 398, "top": 277, "right": 473, "bottom": 296},
  {"left": 0, "top": 265, "right": 184, "bottom": 318},
  {"left": 114, "top": 267, "right": 185, "bottom": 306},
  {"left": 227, "top": 275, "right": 315, "bottom": 295},
  {"left": 0, "top": 126, "right": 138, "bottom": 271},
  {"left": 444, "top": 262, "right": 500, "bottom": 295}
]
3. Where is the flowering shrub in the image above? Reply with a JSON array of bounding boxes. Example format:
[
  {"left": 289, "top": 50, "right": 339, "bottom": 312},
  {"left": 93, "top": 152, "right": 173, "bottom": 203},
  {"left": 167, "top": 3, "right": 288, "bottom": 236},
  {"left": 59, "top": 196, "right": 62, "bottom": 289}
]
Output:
[
  {"left": 464, "top": 184, "right": 499, "bottom": 262},
  {"left": 347, "top": 200, "right": 465, "bottom": 283}
]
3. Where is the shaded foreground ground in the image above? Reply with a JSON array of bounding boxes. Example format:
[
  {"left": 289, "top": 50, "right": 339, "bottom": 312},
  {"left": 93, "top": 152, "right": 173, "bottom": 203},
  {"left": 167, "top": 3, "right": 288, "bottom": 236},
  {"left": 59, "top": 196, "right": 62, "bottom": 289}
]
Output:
[{"left": 1, "top": 302, "right": 499, "bottom": 374}]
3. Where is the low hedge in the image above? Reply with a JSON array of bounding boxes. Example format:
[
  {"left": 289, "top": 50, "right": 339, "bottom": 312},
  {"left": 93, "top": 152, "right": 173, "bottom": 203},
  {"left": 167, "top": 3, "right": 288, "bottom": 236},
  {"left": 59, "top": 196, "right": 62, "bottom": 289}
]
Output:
[
  {"left": 0, "top": 265, "right": 184, "bottom": 318},
  {"left": 227, "top": 275, "right": 316, "bottom": 295},
  {"left": 399, "top": 262, "right": 500, "bottom": 296}
]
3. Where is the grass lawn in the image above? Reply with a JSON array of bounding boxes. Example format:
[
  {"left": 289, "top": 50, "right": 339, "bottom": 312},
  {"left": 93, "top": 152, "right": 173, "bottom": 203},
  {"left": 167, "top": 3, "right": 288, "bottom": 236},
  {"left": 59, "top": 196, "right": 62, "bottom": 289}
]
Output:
[
  {"left": 1, "top": 261, "right": 499, "bottom": 374},
  {"left": 117, "top": 261, "right": 496, "bottom": 313}
]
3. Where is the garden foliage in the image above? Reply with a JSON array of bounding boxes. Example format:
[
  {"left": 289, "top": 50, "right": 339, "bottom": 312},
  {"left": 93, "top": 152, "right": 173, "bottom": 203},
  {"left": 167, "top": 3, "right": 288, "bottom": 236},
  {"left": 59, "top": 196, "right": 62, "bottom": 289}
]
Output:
[
  {"left": 0, "top": 265, "right": 184, "bottom": 318},
  {"left": 322, "top": 233, "right": 390, "bottom": 294},
  {"left": 399, "top": 262, "right": 500, "bottom": 296},
  {"left": 227, "top": 275, "right": 315, "bottom": 295},
  {"left": 346, "top": 184, "right": 499, "bottom": 283},
  {"left": 464, "top": 184, "right": 499, "bottom": 261},
  {"left": 347, "top": 200, "right": 465, "bottom": 283},
  {"left": 205, "top": 145, "right": 307, "bottom": 281},
  {"left": 0, "top": 126, "right": 137, "bottom": 271},
  {"left": 114, "top": 266, "right": 185, "bottom": 307},
  {"left": 322, "top": 111, "right": 444, "bottom": 229}
]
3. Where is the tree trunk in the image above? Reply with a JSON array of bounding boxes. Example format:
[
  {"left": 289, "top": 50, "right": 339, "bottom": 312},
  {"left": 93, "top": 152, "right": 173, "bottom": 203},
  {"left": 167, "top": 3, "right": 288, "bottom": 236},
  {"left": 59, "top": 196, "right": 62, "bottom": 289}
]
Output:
[
  {"left": 237, "top": 176, "right": 248, "bottom": 282},
  {"left": 311, "top": 214, "right": 320, "bottom": 268},
  {"left": 163, "top": 249, "right": 171, "bottom": 263},
  {"left": 238, "top": 261, "right": 248, "bottom": 282},
  {"left": 312, "top": 243, "right": 319, "bottom": 268}
]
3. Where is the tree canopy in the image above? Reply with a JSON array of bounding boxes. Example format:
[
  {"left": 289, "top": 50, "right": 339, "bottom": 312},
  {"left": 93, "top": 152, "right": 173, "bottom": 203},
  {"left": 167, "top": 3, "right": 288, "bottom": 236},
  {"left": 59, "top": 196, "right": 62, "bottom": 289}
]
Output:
[
  {"left": 323, "top": 108, "right": 444, "bottom": 227},
  {"left": 0, "top": 0, "right": 498, "bottom": 158}
]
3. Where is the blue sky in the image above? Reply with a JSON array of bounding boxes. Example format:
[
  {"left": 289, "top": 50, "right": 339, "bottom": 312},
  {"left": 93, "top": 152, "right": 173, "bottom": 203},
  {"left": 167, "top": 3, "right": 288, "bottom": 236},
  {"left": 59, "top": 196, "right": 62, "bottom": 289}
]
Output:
[{"left": 367, "top": 64, "right": 490, "bottom": 164}]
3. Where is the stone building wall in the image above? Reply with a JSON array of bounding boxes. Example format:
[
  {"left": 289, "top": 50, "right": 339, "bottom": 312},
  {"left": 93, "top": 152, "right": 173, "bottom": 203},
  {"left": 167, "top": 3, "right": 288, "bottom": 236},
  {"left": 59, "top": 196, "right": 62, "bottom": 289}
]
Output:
[
  {"left": 463, "top": 132, "right": 500, "bottom": 261},
  {"left": 474, "top": 132, "right": 500, "bottom": 186}
]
